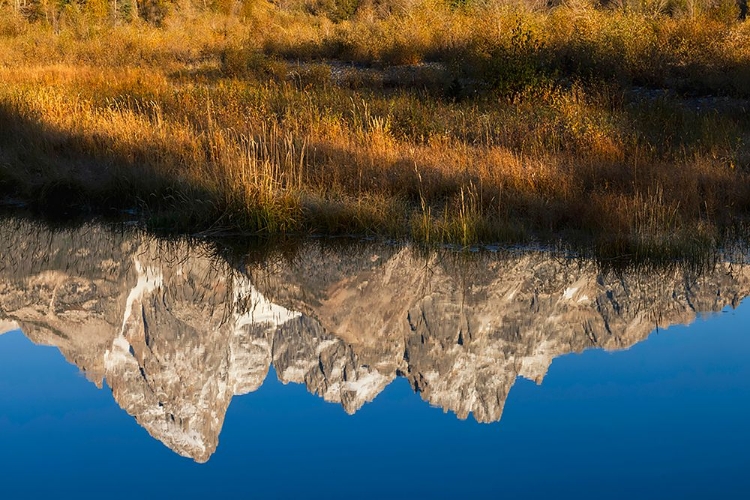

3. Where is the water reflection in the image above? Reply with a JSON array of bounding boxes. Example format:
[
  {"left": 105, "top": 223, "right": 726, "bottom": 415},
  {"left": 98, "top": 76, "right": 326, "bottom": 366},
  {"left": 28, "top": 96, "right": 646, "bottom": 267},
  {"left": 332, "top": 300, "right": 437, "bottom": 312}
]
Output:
[{"left": 1, "top": 218, "right": 748, "bottom": 463}]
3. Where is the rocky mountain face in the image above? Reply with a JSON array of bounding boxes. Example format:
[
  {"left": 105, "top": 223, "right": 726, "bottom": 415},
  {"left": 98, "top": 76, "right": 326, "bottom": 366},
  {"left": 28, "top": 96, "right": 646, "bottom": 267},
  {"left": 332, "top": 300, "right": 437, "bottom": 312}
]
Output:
[
  {"left": 1, "top": 218, "right": 748, "bottom": 461},
  {"left": 0, "top": 220, "right": 295, "bottom": 463},
  {"left": 252, "top": 247, "right": 750, "bottom": 423}
]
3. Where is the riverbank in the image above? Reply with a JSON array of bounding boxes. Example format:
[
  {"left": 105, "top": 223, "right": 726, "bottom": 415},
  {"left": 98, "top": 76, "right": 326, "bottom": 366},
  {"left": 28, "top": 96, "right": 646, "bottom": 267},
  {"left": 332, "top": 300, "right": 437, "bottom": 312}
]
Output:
[{"left": 1, "top": 1, "right": 750, "bottom": 257}]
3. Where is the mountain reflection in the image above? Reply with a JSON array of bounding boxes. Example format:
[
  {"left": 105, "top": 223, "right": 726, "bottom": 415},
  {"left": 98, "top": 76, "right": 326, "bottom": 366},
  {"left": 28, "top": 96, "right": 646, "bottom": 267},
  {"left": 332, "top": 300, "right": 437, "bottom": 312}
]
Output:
[{"left": 1, "top": 218, "right": 748, "bottom": 462}]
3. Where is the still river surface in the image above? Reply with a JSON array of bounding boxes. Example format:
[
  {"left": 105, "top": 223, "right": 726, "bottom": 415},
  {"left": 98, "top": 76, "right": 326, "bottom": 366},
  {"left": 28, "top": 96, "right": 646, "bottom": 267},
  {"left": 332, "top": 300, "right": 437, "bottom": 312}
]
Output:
[{"left": 0, "top": 217, "right": 748, "bottom": 498}]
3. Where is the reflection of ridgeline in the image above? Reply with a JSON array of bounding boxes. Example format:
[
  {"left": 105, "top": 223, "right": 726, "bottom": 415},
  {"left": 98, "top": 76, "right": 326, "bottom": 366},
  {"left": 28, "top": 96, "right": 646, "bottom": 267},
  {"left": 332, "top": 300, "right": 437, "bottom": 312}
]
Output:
[
  {"left": 253, "top": 246, "right": 750, "bottom": 424},
  {"left": 1, "top": 219, "right": 748, "bottom": 462}
]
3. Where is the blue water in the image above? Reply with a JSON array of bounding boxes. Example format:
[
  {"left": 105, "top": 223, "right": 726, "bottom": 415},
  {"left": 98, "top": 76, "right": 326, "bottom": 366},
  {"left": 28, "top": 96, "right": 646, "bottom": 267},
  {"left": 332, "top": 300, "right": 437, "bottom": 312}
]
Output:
[{"left": 1, "top": 304, "right": 749, "bottom": 499}]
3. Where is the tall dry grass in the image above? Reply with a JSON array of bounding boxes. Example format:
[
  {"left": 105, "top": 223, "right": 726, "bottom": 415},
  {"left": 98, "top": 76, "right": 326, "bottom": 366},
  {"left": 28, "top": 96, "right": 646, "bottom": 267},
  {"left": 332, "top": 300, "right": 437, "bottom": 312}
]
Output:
[{"left": 1, "top": 0, "right": 749, "bottom": 255}]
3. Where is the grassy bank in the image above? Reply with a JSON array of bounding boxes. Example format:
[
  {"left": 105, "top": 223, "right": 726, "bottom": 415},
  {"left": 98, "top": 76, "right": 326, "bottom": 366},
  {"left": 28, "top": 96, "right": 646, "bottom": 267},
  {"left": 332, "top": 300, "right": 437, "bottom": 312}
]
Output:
[{"left": 1, "top": 0, "right": 750, "bottom": 256}]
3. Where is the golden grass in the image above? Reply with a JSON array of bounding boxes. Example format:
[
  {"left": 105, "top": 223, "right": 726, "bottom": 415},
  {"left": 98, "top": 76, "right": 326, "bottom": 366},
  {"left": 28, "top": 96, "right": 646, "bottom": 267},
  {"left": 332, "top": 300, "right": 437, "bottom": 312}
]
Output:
[{"left": 1, "top": 0, "right": 750, "bottom": 254}]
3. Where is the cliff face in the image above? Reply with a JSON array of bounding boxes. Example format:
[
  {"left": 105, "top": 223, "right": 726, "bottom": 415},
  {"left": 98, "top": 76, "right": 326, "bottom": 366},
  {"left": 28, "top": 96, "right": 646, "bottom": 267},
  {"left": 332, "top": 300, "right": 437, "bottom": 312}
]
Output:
[
  {"left": 252, "top": 247, "right": 750, "bottom": 423},
  {"left": 0, "top": 220, "right": 296, "bottom": 463},
  {"left": 1, "top": 218, "right": 748, "bottom": 461}
]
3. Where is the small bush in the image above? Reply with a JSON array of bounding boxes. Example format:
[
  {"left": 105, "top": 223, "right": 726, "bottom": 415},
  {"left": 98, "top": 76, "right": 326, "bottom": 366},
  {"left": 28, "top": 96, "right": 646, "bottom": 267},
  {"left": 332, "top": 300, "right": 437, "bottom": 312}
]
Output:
[
  {"left": 221, "top": 47, "right": 288, "bottom": 80},
  {"left": 139, "top": 0, "right": 172, "bottom": 26}
]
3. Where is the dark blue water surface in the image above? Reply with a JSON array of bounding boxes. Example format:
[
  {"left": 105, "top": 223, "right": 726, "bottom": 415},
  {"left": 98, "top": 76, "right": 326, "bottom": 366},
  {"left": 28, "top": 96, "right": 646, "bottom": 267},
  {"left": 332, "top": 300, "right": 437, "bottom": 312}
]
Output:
[{"left": 1, "top": 304, "right": 749, "bottom": 499}]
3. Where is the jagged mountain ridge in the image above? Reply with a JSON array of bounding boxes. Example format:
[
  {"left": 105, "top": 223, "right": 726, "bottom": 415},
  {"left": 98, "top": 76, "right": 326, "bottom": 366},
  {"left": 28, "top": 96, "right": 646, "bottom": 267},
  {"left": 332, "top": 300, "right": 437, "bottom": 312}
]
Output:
[
  {"left": 251, "top": 247, "right": 750, "bottom": 422},
  {"left": 1, "top": 218, "right": 748, "bottom": 461}
]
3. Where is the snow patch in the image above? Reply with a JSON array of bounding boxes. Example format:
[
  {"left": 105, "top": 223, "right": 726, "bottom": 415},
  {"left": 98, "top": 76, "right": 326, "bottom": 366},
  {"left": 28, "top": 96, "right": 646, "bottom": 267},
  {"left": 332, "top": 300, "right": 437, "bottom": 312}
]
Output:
[
  {"left": 104, "top": 258, "right": 163, "bottom": 370},
  {"left": 280, "top": 365, "right": 307, "bottom": 383},
  {"left": 343, "top": 370, "right": 390, "bottom": 396},
  {"left": 119, "top": 259, "right": 163, "bottom": 336},
  {"left": 233, "top": 281, "right": 300, "bottom": 329},
  {"left": 315, "top": 339, "right": 338, "bottom": 355}
]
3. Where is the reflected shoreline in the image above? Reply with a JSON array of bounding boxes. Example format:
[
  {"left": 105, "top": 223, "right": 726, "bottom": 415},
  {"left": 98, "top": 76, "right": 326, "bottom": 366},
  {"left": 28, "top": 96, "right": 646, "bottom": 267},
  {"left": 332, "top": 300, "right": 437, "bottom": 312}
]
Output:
[{"left": 1, "top": 216, "right": 749, "bottom": 462}]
